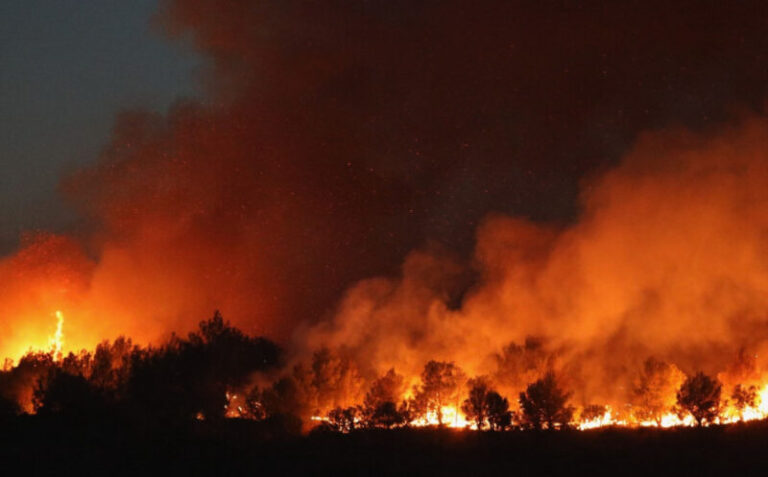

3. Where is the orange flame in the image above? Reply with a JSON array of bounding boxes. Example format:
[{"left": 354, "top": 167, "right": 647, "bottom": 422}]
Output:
[{"left": 48, "top": 310, "right": 65, "bottom": 360}]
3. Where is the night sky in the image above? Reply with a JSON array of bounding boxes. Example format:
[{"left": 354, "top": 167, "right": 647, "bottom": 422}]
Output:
[
  {"left": 2, "top": 1, "right": 768, "bottom": 332},
  {"left": 0, "top": 0, "right": 199, "bottom": 252}
]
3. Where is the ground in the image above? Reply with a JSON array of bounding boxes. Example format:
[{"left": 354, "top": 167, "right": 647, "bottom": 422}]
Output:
[{"left": 2, "top": 415, "right": 765, "bottom": 475}]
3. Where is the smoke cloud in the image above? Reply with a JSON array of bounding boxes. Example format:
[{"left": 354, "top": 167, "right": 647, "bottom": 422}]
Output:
[
  {"left": 302, "top": 116, "right": 768, "bottom": 405},
  {"left": 2, "top": 0, "right": 768, "bottom": 399}
]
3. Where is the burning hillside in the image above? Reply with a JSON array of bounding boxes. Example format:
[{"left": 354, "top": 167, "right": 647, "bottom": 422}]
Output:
[
  {"left": 4, "top": 0, "right": 768, "bottom": 443},
  {"left": 5, "top": 114, "right": 768, "bottom": 431}
]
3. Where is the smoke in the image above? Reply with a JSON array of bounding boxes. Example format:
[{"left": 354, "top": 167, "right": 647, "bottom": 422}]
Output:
[
  {"left": 2, "top": 0, "right": 768, "bottom": 394},
  {"left": 301, "top": 116, "right": 768, "bottom": 405}
]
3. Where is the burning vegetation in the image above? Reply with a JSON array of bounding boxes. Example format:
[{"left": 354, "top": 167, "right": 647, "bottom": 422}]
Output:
[
  {"left": 3, "top": 310, "right": 768, "bottom": 435},
  {"left": 4, "top": 117, "right": 768, "bottom": 435}
]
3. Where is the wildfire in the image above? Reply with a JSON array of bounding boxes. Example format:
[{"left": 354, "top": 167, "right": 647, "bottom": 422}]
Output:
[
  {"left": 574, "top": 384, "right": 768, "bottom": 430},
  {"left": 305, "top": 379, "right": 768, "bottom": 433},
  {"left": 224, "top": 392, "right": 245, "bottom": 418},
  {"left": 2, "top": 309, "right": 68, "bottom": 364},
  {"left": 578, "top": 407, "right": 620, "bottom": 430},
  {"left": 8, "top": 307, "right": 768, "bottom": 433},
  {"left": 310, "top": 406, "right": 471, "bottom": 430},
  {"left": 576, "top": 409, "right": 695, "bottom": 430},
  {"left": 413, "top": 406, "right": 472, "bottom": 429},
  {"left": 311, "top": 393, "right": 768, "bottom": 432},
  {"left": 48, "top": 310, "right": 65, "bottom": 359}
]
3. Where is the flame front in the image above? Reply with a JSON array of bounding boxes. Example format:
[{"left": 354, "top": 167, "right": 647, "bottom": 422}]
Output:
[{"left": 412, "top": 406, "right": 472, "bottom": 429}]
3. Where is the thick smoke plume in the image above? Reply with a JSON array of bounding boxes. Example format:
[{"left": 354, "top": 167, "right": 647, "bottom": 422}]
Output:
[{"left": 301, "top": 116, "right": 768, "bottom": 406}]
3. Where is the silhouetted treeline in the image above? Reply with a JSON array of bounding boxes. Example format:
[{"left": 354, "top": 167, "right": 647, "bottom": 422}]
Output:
[
  {"left": 316, "top": 360, "right": 739, "bottom": 432},
  {"left": 0, "top": 317, "right": 761, "bottom": 435},
  {"left": 0, "top": 312, "right": 281, "bottom": 425}
]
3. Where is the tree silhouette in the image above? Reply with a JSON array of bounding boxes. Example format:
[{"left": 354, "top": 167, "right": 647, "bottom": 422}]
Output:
[
  {"left": 371, "top": 401, "right": 408, "bottom": 428},
  {"left": 461, "top": 377, "right": 492, "bottom": 429},
  {"left": 362, "top": 369, "right": 406, "bottom": 428},
  {"left": 6, "top": 351, "right": 56, "bottom": 413},
  {"left": 486, "top": 391, "right": 513, "bottom": 431},
  {"left": 327, "top": 406, "right": 359, "bottom": 432},
  {"left": 260, "top": 375, "right": 307, "bottom": 420},
  {"left": 580, "top": 404, "right": 607, "bottom": 422},
  {"left": 33, "top": 368, "right": 107, "bottom": 416},
  {"left": 412, "top": 360, "right": 465, "bottom": 426},
  {"left": 676, "top": 372, "right": 722, "bottom": 426},
  {"left": 123, "top": 311, "right": 281, "bottom": 422},
  {"left": 461, "top": 376, "right": 511, "bottom": 430},
  {"left": 519, "top": 372, "right": 573, "bottom": 430},
  {"left": 631, "top": 357, "right": 685, "bottom": 426},
  {"left": 59, "top": 350, "right": 92, "bottom": 378},
  {"left": 396, "top": 399, "right": 416, "bottom": 427},
  {"left": 241, "top": 385, "right": 266, "bottom": 420},
  {"left": 731, "top": 384, "right": 757, "bottom": 421},
  {"left": 89, "top": 337, "right": 135, "bottom": 390},
  {"left": 310, "top": 348, "right": 365, "bottom": 413}
]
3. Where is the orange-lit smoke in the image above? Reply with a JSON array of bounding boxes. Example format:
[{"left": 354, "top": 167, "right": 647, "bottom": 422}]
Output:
[
  {"left": 3, "top": 112, "right": 768, "bottom": 425},
  {"left": 300, "top": 116, "right": 768, "bottom": 410}
]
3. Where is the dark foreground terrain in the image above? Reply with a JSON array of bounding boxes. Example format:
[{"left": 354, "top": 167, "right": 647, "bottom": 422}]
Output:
[{"left": 3, "top": 415, "right": 768, "bottom": 476}]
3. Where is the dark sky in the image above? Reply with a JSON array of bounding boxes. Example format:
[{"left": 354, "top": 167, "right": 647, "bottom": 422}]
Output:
[{"left": 0, "top": 0, "right": 199, "bottom": 252}]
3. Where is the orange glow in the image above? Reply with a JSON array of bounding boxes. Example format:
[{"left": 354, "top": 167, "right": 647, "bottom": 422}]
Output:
[
  {"left": 5, "top": 116, "right": 768, "bottom": 432},
  {"left": 412, "top": 406, "right": 472, "bottom": 429},
  {"left": 293, "top": 117, "right": 768, "bottom": 432},
  {"left": 48, "top": 310, "right": 64, "bottom": 359}
]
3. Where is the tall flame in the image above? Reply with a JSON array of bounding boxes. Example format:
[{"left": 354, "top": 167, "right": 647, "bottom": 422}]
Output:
[{"left": 48, "top": 310, "right": 64, "bottom": 360}]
